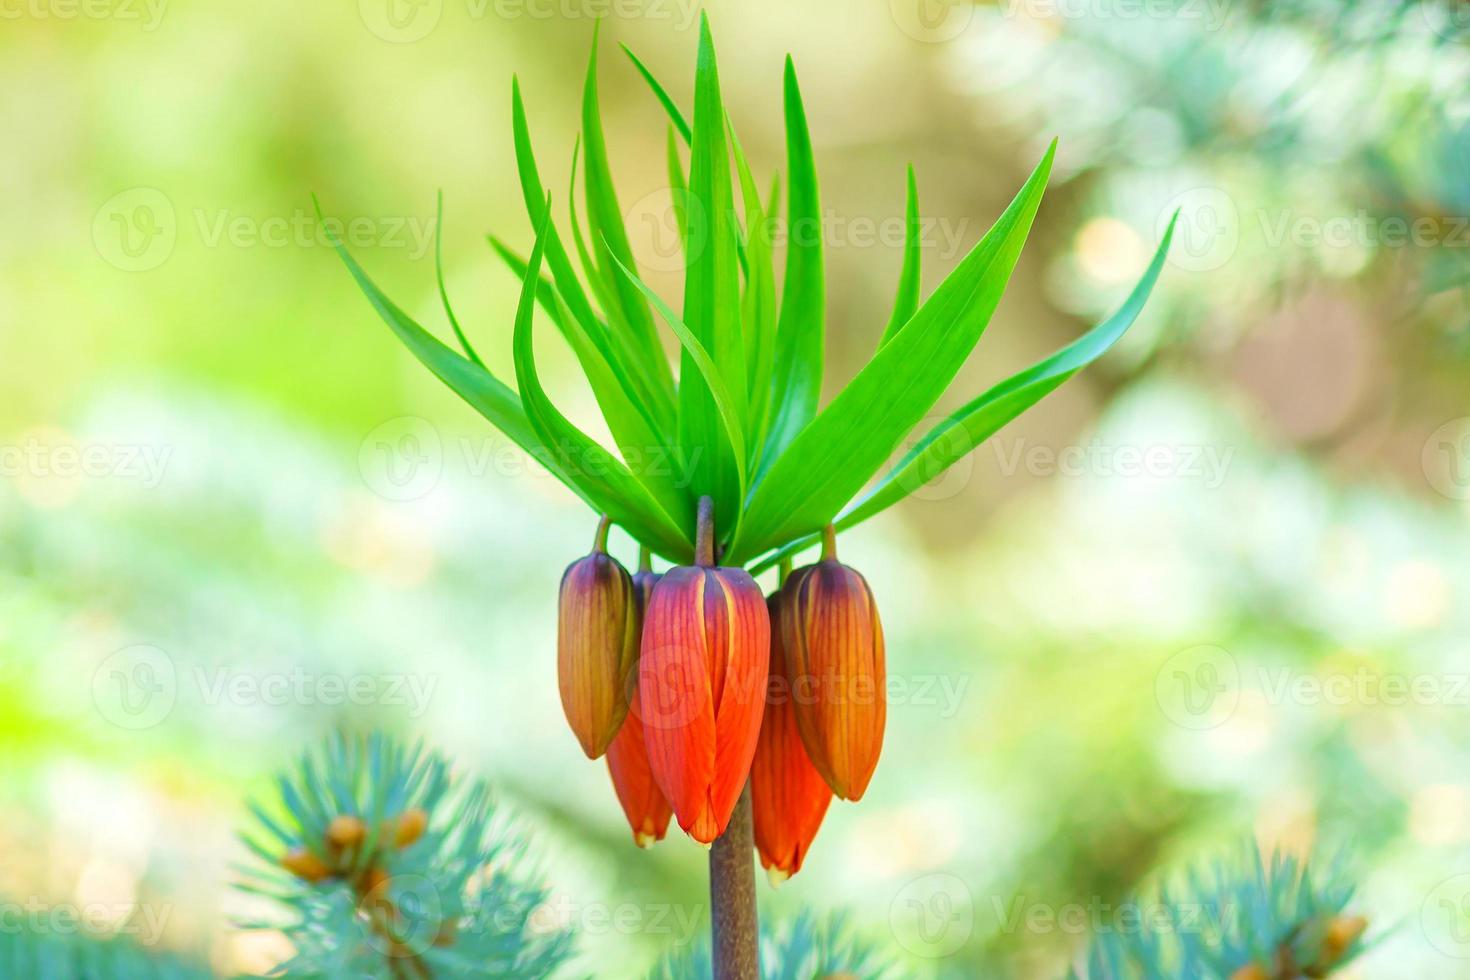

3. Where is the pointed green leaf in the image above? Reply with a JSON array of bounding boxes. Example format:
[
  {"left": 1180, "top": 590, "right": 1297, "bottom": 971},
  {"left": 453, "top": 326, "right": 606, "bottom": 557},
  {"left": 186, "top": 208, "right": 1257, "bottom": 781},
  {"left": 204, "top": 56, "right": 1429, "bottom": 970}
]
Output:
[
  {"left": 581, "top": 27, "right": 675, "bottom": 397},
  {"left": 878, "top": 166, "right": 922, "bottom": 347},
  {"left": 729, "top": 141, "right": 1057, "bottom": 563},
  {"left": 610, "top": 251, "right": 747, "bottom": 518},
  {"left": 512, "top": 205, "right": 693, "bottom": 561},
  {"left": 434, "top": 191, "right": 484, "bottom": 368},
  {"left": 622, "top": 43, "right": 692, "bottom": 144},
  {"left": 511, "top": 78, "right": 676, "bottom": 426},
  {"left": 729, "top": 117, "right": 778, "bottom": 457},
  {"left": 678, "top": 13, "right": 746, "bottom": 533},
  {"left": 317, "top": 197, "right": 589, "bottom": 509},
  {"left": 759, "top": 56, "right": 825, "bottom": 478},
  {"left": 748, "top": 211, "right": 1175, "bottom": 575}
]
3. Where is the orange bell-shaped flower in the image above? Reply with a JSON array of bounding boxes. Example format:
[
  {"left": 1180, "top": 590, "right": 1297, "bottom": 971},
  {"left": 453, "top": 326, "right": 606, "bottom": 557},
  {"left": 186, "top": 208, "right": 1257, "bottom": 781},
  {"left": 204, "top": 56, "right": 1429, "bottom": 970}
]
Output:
[
  {"left": 558, "top": 516, "right": 639, "bottom": 759},
  {"left": 640, "top": 499, "right": 770, "bottom": 843},
  {"left": 780, "top": 526, "right": 886, "bottom": 801},
  {"left": 604, "top": 552, "right": 673, "bottom": 848},
  {"left": 751, "top": 591, "right": 832, "bottom": 883}
]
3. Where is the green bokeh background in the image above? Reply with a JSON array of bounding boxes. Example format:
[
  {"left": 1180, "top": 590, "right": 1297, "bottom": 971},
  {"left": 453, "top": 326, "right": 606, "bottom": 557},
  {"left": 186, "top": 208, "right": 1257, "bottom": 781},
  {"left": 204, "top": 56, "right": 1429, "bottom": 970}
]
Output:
[{"left": 3, "top": 0, "right": 1470, "bottom": 976}]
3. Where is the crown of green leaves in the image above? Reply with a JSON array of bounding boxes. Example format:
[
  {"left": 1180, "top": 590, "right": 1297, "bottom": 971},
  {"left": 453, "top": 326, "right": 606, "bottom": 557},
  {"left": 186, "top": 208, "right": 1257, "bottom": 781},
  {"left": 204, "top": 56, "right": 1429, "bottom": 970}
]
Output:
[{"left": 323, "top": 14, "right": 1175, "bottom": 569}]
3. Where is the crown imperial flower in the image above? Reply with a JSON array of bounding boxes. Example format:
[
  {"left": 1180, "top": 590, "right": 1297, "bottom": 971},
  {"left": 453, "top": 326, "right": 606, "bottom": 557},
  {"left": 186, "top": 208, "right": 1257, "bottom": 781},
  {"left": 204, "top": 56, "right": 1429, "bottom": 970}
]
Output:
[
  {"left": 639, "top": 498, "right": 771, "bottom": 843},
  {"left": 751, "top": 590, "right": 833, "bottom": 884},
  {"left": 780, "top": 527, "right": 886, "bottom": 801},
  {"left": 558, "top": 516, "right": 640, "bottom": 759}
]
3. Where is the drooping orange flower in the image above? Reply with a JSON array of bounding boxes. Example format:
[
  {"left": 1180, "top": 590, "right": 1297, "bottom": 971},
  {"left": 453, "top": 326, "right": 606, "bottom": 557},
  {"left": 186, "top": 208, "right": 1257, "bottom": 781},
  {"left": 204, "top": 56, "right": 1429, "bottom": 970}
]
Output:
[
  {"left": 639, "top": 509, "right": 770, "bottom": 843},
  {"left": 606, "top": 688, "right": 673, "bottom": 847},
  {"left": 558, "top": 516, "right": 639, "bottom": 759},
  {"left": 751, "top": 592, "right": 832, "bottom": 883},
  {"left": 604, "top": 553, "right": 673, "bottom": 848},
  {"left": 780, "top": 527, "right": 886, "bottom": 801}
]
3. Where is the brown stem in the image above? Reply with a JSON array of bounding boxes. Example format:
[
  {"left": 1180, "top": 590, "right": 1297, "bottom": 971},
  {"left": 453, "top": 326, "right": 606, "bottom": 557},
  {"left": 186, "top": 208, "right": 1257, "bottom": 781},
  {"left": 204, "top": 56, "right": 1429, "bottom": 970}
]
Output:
[
  {"left": 820, "top": 524, "right": 837, "bottom": 562},
  {"left": 592, "top": 514, "right": 612, "bottom": 553},
  {"left": 708, "top": 784, "right": 758, "bottom": 980},
  {"left": 694, "top": 496, "right": 716, "bottom": 568}
]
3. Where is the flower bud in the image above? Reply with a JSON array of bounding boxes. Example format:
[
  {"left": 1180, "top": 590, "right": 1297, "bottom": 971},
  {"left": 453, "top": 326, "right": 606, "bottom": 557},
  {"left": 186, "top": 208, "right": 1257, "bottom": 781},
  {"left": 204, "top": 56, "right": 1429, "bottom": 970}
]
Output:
[
  {"left": 325, "top": 814, "right": 367, "bottom": 851},
  {"left": 558, "top": 516, "right": 639, "bottom": 759},
  {"left": 605, "top": 553, "right": 674, "bottom": 848},
  {"left": 606, "top": 688, "right": 673, "bottom": 848},
  {"left": 780, "top": 528, "right": 886, "bottom": 801},
  {"left": 281, "top": 847, "right": 333, "bottom": 883},
  {"left": 639, "top": 500, "right": 770, "bottom": 843},
  {"left": 751, "top": 592, "right": 832, "bottom": 884}
]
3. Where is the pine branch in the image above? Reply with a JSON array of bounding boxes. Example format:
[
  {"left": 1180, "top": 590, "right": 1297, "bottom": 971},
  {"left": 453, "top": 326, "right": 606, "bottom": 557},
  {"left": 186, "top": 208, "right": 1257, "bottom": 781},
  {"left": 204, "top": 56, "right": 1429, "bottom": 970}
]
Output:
[
  {"left": 238, "top": 732, "right": 573, "bottom": 979},
  {"left": 0, "top": 925, "right": 212, "bottom": 979},
  {"left": 1070, "top": 844, "right": 1369, "bottom": 980}
]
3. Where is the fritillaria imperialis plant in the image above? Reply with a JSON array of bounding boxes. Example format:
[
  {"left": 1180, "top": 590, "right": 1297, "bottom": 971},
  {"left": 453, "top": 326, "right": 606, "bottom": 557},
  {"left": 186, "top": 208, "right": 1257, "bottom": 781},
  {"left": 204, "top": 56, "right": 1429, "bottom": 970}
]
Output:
[{"left": 324, "top": 14, "right": 1175, "bottom": 977}]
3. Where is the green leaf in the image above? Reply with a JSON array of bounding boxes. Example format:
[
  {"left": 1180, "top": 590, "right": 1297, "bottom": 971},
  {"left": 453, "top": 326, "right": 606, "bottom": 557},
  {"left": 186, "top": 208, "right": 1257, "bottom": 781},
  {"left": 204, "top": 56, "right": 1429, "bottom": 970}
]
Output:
[
  {"left": 316, "top": 196, "right": 590, "bottom": 509},
  {"left": 677, "top": 13, "right": 746, "bottom": 534},
  {"left": 510, "top": 78, "right": 676, "bottom": 427},
  {"left": 878, "top": 166, "right": 922, "bottom": 348},
  {"left": 759, "top": 56, "right": 825, "bottom": 479},
  {"left": 748, "top": 210, "right": 1176, "bottom": 575},
  {"left": 665, "top": 125, "right": 688, "bottom": 254},
  {"left": 622, "top": 43, "right": 692, "bottom": 143},
  {"left": 729, "top": 117, "right": 778, "bottom": 458},
  {"left": 512, "top": 203, "right": 693, "bottom": 561},
  {"left": 487, "top": 230, "right": 691, "bottom": 524},
  {"left": 729, "top": 140, "right": 1057, "bottom": 564},
  {"left": 581, "top": 25, "right": 676, "bottom": 398},
  {"left": 434, "top": 190, "right": 484, "bottom": 368},
  {"left": 610, "top": 251, "right": 748, "bottom": 543}
]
